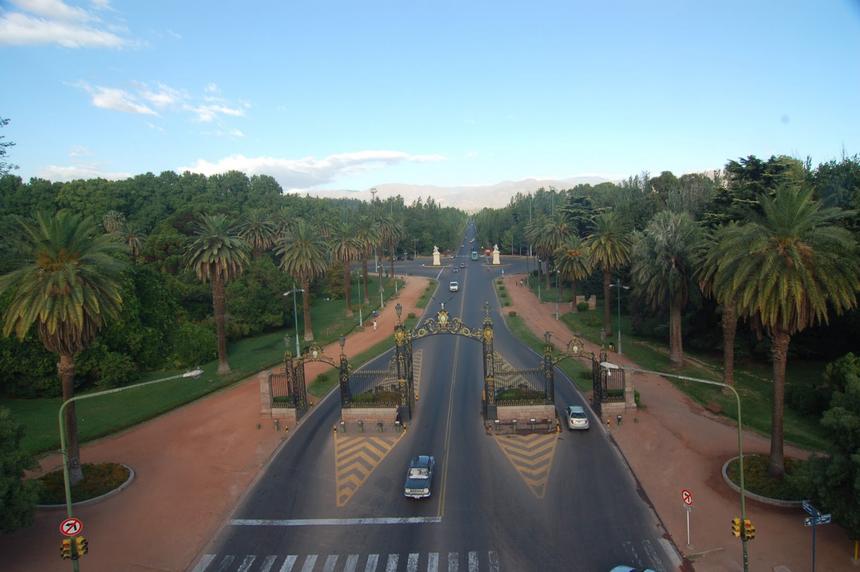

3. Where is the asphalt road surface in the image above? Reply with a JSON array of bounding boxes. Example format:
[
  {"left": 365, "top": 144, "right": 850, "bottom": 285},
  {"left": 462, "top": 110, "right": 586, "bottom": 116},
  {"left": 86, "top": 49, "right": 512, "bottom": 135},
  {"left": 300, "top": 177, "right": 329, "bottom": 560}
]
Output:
[{"left": 192, "top": 223, "right": 679, "bottom": 572}]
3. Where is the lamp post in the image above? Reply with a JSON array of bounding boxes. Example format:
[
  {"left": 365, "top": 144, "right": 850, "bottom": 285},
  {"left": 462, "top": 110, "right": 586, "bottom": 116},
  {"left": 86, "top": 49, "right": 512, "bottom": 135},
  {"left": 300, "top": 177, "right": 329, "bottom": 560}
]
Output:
[
  {"left": 536, "top": 257, "right": 542, "bottom": 302},
  {"left": 283, "top": 286, "right": 304, "bottom": 356},
  {"left": 598, "top": 363, "right": 750, "bottom": 572},
  {"left": 58, "top": 368, "right": 204, "bottom": 571},
  {"left": 609, "top": 277, "right": 630, "bottom": 354},
  {"left": 354, "top": 271, "right": 363, "bottom": 326},
  {"left": 554, "top": 268, "right": 560, "bottom": 320}
]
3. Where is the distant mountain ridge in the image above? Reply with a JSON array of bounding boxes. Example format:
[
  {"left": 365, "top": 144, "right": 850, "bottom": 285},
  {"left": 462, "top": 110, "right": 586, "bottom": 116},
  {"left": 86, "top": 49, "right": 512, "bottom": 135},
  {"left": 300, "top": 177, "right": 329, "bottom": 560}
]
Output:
[{"left": 306, "top": 176, "right": 611, "bottom": 212}]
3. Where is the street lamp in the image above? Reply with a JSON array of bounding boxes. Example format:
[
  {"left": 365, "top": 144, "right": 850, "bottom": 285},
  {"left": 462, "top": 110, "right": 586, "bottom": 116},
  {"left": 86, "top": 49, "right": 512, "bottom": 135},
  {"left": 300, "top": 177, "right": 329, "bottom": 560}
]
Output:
[
  {"left": 609, "top": 277, "right": 630, "bottom": 354},
  {"left": 58, "top": 368, "right": 204, "bottom": 571},
  {"left": 554, "top": 268, "right": 561, "bottom": 320},
  {"left": 354, "top": 271, "right": 363, "bottom": 326},
  {"left": 283, "top": 286, "right": 305, "bottom": 356},
  {"left": 598, "top": 362, "right": 751, "bottom": 572},
  {"left": 536, "top": 257, "right": 542, "bottom": 302}
]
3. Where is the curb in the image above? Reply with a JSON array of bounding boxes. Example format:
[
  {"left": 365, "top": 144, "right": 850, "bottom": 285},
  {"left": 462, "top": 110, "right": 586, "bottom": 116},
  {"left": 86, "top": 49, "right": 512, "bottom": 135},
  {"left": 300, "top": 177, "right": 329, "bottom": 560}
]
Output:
[
  {"left": 36, "top": 463, "right": 135, "bottom": 510},
  {"left": 721, "top": 456, "right": 804, "bottom": 508}
]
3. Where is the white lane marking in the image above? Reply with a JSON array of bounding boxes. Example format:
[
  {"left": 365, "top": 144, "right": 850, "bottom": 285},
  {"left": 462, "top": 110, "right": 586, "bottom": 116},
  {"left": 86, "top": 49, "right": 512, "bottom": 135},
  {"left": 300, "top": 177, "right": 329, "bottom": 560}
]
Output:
[
  {"left": 280, "top": 555, "right": 298, "bottom": 572},
  {"left": 237, "top": 555, "right": 256, "bottom": 572},
  {"left": 231, "top": 517, "right": 442, "bottom": 526},
  {"left": 427, "top": 552, "right": 439, "bottom": 572},
  {"left": 301, "top": 554, "right": 318, "bottom": 572},
  {"left": 364, "top": 554, "right": 379, "bottom": 572},
  {"left": 215, "top": 555, "right": 235, "bottom": 572},
  {"left": 190, "top": 554, "right": 216, "bottom": 572},
  {"left": 259, "top": 555, "right": 278, "bottom": 572},
  {"left": 488, "top": 551, "right": 500, "bottom": 572},
  {"left": 641, "top": 539, "right": 663, "bottom": 572},
  {"left": 407, "top": 552, "right": 419, "bottom": 572},
  {"left": 468, "top": 551, "right": 478, "bottom": 572},
  {"left": 322, "top": 554, "right": 338, "bottom": 572},
  {"left": 448, "top": 552, "right": 459, "bottom": 572},
  {"left": 385, "top": 554, "right": 399, "bottom": 572},
  {"left": 343, "top": 554, "right": 359, "bottom": 572}
]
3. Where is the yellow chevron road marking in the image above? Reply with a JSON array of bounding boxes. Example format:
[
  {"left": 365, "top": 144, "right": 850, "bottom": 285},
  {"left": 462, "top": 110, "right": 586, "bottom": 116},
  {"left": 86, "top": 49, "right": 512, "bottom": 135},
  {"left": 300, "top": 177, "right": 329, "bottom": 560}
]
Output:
[
  {"left": 334, "top": 432, "right": 404, "bottom": 507},
  {"left": 494, "top": 433, "right": 559, "bottom": 498}
]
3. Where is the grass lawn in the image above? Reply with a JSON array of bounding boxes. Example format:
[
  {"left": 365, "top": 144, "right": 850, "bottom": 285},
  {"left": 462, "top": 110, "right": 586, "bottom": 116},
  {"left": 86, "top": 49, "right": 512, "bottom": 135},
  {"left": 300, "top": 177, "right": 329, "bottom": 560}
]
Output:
[
  {"left": 415, "top": 280, "right": 437, "bottom": 309},
  {"left": 2, "top": 277, "right": 405, "bottom": 456},
  {"left": 560, "top": 309, "right": 829, "bottom": 450},
  {"left": 726, "top": 454, "right": 806, "bottom": 500}
]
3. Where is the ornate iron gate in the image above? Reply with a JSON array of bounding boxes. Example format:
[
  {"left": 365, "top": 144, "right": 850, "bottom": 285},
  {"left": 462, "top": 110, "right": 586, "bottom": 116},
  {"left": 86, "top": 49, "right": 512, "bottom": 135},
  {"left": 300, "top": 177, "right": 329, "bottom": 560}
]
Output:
[{"left": 280, "top": 337, "right": 351, "bottom": 417}]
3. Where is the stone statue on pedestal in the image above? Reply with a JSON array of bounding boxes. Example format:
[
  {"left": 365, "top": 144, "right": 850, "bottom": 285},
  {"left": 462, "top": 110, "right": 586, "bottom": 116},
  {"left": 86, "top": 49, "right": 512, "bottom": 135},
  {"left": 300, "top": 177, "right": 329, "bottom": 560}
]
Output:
[
  {"left": 432, "top": 245, "right": 441, "bottom": 266},
  {"left": 492, "top": 244, "right": 501, "bottom": 265}
]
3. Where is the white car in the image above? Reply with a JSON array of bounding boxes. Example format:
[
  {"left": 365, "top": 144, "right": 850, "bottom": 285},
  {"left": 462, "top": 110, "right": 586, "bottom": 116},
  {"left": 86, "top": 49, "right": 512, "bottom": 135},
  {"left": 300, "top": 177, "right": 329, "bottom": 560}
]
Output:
[
  {"left": 449, "top": 281, "right": 459, "bottom": 292},
  {"left": 565, "top": 405, "right": 590, "bottom": 430}
]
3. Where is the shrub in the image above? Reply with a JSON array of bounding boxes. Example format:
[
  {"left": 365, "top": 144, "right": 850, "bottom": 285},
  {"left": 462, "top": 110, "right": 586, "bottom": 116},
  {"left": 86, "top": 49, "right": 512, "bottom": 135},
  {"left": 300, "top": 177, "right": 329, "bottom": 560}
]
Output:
[
  {"left": 171, "top": 321, "right": 217, "bottom": 367},
  {"left": 0, "top": 408, "right": 38, "bottom": 532},
  {"left": 95, "top": 352, "right": 140, "bottom": 389},
  {"left": 407, "top": 312, "right": 416, "bottom": 319},
  {"left": 576, "top": 301, "right": 589, "bottom": 312},
  {"left": 508, "top": 311, "right": 517, "bottom": 317},
  {"left": 36, "top": 463, "right": 130, "bottom": 504}
]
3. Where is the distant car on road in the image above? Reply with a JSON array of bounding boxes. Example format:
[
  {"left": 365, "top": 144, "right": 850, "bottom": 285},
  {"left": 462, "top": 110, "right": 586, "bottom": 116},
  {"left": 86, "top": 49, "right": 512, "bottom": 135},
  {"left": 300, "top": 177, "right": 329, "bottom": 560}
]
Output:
[
  {"left": 449, "top": 281, "right": 459, "bottom": 292},
  {"left": 453, "top": 267, "right": 459, "bottom": 273},
  {"left": 565, "top": 405, "right": 590, "bottom": 430},
  {"left": 460, "top": 262, "right": 466, "bottom": 268},
  {"left": 404, "top": 455, "right": 436, "bottom": 499}
]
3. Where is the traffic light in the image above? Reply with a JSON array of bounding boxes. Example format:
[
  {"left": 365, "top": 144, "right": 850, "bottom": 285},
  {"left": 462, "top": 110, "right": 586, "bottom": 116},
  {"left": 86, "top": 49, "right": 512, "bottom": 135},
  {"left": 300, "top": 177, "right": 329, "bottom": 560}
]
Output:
[
  {"left": 731, "top": 517, "right": 742, "bottom": 538},
  {"left": 75, "top": 536, "right": 89, "bottom": 556},
  {"left": 743, "top": 519, "right": 756, "bottom": 540},
  {"left": 61, "top": 538, "right": 72, "bottom": 559}
]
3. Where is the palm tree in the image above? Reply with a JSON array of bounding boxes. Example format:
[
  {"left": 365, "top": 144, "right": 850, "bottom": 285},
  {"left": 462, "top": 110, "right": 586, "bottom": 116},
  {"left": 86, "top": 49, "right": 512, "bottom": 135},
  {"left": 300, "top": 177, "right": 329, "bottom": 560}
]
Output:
[
  {"left": 554, "top": 236, "right": 591, "bottom": 309},
  {"left": 354, "top": 220, "right": 381, "bottom": 305},
  {"left": 711, "top": 187, "right": 860, "bottom": 477},
  {"left": 695, "top": 225, "right": 740, "bottom": 386},
  {"left": 376, "top": 214, "right": 403, "bottom": 282},
  {"left": 185, "top": 214, "right": 250, "bottom": 374},
  {"left": 330, "top": 222, "right": 362, "bottom": 317},
  {"left": 585, "top": 213, "right": 632, "bottom": 338},
  {"left": 121, "top": 223, "right": 145, "bottom": 260},
  {"left": 631, "top": 211, "right": 701, "bottom": 366},
  {"left": 0, "top": 211, "right": 126, "bottom": 484},
  {"left": 237, "top": 210, "right": 277, "bottom": 258},
  {"left": 102, "top": 210, "right": 125, "bottom": 234},
  {"left": 542, "top": 214, "right": 573, "bottom": 290},
  {"left": 276, "top": 218, "right": 329, "bottom": 342},
  {"left": 525, "top": 215, "right": 548, "bottom": 288}
]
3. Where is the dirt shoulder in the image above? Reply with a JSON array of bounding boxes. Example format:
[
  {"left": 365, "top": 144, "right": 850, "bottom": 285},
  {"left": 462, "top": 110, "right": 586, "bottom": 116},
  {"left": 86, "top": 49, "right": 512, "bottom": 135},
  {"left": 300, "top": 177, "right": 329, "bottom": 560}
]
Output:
[
  {"left": 2, "top": 275, "right": 431, "bottom": 572},
  {"left": 502, "top": 274, "right": 851, "bottom": 572}
]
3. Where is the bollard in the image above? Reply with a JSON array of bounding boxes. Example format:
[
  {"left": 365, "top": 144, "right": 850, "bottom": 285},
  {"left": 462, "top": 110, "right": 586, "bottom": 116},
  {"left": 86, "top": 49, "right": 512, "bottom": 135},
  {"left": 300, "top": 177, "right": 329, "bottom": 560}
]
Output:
[
  {"left": 358, "top": 420, "right": 364, "bottom": 433},
  {"left": 340, "top": 420, "right": 346, "bottom": 433},
  {"left": 616, "top": 414, "right": 622, "bottom": 426},
  {"left": 274, "top": 419, "right": 280, "bottom": 432}
]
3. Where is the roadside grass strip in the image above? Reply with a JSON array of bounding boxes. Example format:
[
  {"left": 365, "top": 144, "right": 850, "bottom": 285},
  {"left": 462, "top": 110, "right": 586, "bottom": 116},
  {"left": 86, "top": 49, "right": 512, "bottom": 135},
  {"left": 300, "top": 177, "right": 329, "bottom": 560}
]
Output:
[
  {"left": 334, "top": 432, "right": 405, "bottom": 507},
  {"left": 493, "top": 433, "right": 559, "bottom": 498}
]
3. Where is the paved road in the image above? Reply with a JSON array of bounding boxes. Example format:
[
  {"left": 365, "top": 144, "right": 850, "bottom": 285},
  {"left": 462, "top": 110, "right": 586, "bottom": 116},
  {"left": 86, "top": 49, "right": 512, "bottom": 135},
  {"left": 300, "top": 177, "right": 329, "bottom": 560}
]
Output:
[{"left": 192, "top": 223, "right": 679, "bottom": 572}]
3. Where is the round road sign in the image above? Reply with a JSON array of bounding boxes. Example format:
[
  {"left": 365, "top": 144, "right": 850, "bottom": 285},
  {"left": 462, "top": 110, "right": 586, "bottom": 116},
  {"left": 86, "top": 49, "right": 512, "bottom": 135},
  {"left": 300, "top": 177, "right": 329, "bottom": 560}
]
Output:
[
  {"left": 681, "top": 489, "right": 693, "bottom": 506},
  {"left": 59, "top": 517, "right": 83, "bottom": 537}
]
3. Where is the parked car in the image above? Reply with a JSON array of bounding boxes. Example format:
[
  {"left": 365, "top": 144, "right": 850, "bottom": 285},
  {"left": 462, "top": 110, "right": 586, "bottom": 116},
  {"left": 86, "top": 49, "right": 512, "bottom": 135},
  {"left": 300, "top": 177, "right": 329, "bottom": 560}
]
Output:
[
  {"left": 565, "top": 405, "right": 590, "bottom": 430},
  {"left": 449, "top": 281, "right": 459, "bottom": 292},
  {"left": 403, "top": 455, "right": 436, "bottom": 499},
  {"left": 459, "top": 262, "right": 465, "bottom": 268}
]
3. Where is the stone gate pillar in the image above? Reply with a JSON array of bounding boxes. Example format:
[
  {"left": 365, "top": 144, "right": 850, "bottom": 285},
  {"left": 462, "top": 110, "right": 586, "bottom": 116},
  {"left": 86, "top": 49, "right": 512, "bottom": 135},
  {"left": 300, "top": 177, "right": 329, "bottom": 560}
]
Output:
[
  {"left": 394, "top": 323, "right": 411, "bottom": 421},
  {"left": 482, "top": 304, "right": 496, "bottom": 420},
  {"left": 543, "top": 332, "right": 555, "bottom": 402},
  {"left": 339, "top": 346, "right": 351, "bottom": 407}
]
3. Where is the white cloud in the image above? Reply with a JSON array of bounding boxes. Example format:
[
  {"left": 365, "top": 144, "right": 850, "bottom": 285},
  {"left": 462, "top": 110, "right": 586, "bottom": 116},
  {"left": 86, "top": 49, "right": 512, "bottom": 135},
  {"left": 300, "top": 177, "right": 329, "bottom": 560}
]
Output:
[
  {"left": 204, "top": 82, "right": 219, "bottom": 94},
  {"left": 39, "top": 164, "right": 130, "bottom": 181},
  {"left": 178, "top": 150, "right": 445, "bottom": 191},
  {"left": 77, "top": 83, "right": 157, "bottom": 115},
  {"left": 89, "top": 0, "right": 111, "bottom": 10},
  {"left": 138, "top": 82, "right": 184, "bottom": 108},
  {"left": 68, "top": 144, "right": 93, "bottom": 158},
  {"left": 0, "top": 0, "right": 130, "bottom": 47},
  {"left": 185, "top": 102, "right": 248, "bottom": 122}
]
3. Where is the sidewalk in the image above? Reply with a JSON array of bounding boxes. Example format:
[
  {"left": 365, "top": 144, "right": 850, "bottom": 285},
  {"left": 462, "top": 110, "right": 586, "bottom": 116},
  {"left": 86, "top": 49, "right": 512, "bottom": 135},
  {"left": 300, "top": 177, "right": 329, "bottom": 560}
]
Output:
[
  {"left": 502, "top": 274, "right": 853, "bottom": 572},
  {"left": 1, "top": 276, "right": 431, "bottom": 572}
]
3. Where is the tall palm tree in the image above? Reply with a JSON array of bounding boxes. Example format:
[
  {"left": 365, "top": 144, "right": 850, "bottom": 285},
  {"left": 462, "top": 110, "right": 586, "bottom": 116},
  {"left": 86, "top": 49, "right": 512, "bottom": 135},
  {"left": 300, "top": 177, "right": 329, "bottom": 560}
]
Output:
[
  {"left": 631, "top": 211, "right": 701, "bottom": 366},
  {"left": 121, "top": 223, "right": 145, "bottom": 261},
  {"left": 525, "top": 215, "right": 548, "bottom": 288},
  {"left": 185, "top": 214, "right": 250, "bottom": 374},
  {"left": 354, "top": 220, "right": 381, "bottom": 305},
  {"left": 542, "top": 214, "right": 573, "bottom": 290},
  {"left": 237, "top": 209, "right": 277, "bottom": 258},
  {"left": 695, "top": 225, "right": 740, "bottom": 386},
  {"left": 276, "top": 218, "right": 329, "bottom": 342},
  {"left": 102, "top": 210, "right": 126, "bottom": 234},
  {"left": 554, "top": 236, "right": 591, "bottom": 309},
  {"left": 330, "top": 223, "right": 362, "bottom": 317},
  {"left": 376, "top": 214, "right": 402, "bottom": 282},
  {"left": 712, "top": 187, "right": 860, "bottom": 477},
  {"left": 0, "top": 211, "right": 126, "bottom": 484},
  {"left": 585, "top": 213, "right": 632, "bottom": 338}
]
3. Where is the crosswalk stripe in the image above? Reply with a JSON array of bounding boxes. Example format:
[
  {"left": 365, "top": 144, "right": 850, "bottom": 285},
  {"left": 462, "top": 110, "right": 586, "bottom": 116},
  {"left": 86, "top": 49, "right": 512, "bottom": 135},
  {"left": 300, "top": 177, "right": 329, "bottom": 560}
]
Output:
[
  {"left": 259, "top": 555, "right": 278, "bottom": 572},
  {"left": 427, "top": 552, "right": 439, "bottom": 572},
  {"left": 191, "top": 554, "right": 216, "bottom": 572},
  {"left": 385, "top": 553, "right": 399, "bottom": 572},
  {"left": 237, "top": 555, "right": 256, "bottom": 572},
  {"left": 301, "top": 554, "right": 318, "bottom": 572},
  {"left": 280, "top": 555, "right": 297, "bottom": 572},
  {"left": 215, "top": 555, "right": 235, "bottom": 572},
  {"left": 322, "top": 554, "right": 338, "bottom": 572},
  {"left": 468, "top": 551, "right": 479, "bottom": 572},
  {"left": 407, "top": 552, "right": 419, "bottom": 572},
  {"left": 487, "top": 551, "right": 499, "bottom": 572},
  {"left": 343, "top": 554, "right": 359, "bottom": 572},
  {"left": 448, "top": 552, "right": 458, "bottom": 572},
  {"left": 365, "top": 553, "right": 379, "bottom": 572}
]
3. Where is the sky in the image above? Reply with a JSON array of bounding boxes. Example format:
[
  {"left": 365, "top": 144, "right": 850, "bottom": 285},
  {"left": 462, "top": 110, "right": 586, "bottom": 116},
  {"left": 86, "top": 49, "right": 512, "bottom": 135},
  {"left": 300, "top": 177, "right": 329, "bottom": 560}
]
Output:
[{"left": 2, "top": 0, "right": 860, "bottom": 196}]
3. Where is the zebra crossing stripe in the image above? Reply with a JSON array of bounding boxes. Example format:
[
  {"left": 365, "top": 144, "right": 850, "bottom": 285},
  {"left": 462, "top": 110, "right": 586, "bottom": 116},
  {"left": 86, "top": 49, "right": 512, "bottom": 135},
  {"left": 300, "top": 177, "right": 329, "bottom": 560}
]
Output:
[
  {"left": 364, "top": 553, "right": 379, "bottom": 572},
  {"left": 407, "top": 552, "right": 419, "bottom": 572},
  {"left": 448, "top": 552, "right": 458, "bottom": 572},
  {"left": 343, "top": 554, "right": 359, "bottom": 572},
  {"left": 488, "top": 551, "right": 500, "bottom": 572},
  {"left": 468, "top": 551, "right": 479, "bottom": 572},
  {"left": 300, "top": 554, "right": 318, "bottom": 572},
  {"left": 279, "top": 554, "right": 297, "bottom": 572},
  {"left": 259, "top": 555, "right": 277, "bottom": 572},
  {"left": 215, "top": 555, "right": 235, "bottom": 572},
  {"left": 385, "top": 553, "right": 399, "bottom": 572},
  {"left": 427, "top": 552, "right": 439, "bottom": 572},
  {"left": 493, "top": 433, "right": 559, "bottom": 498},
  {"left": 322, "top": 554, "right": 339, "bottom": 572},
  {"left": 236, "top": 555, "right": 256, "bottom": 572},
  {"left": 190, "top": 554, "right": 216, "bottom": 572}
]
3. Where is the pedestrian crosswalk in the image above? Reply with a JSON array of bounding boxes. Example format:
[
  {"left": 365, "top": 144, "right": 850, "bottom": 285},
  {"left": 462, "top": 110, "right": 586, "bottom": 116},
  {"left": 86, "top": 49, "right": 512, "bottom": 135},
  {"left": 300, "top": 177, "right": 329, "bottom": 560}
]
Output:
[{"left": 191, "top": 551, "right": 500, "bottom": 572}]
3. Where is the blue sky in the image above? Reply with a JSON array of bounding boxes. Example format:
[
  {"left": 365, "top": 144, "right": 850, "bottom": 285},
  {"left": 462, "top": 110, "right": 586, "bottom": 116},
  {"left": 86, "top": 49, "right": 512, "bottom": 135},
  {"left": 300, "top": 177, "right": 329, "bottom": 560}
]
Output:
[{"left": 2, "top": 0, "right": 860, "bottom": 193}]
